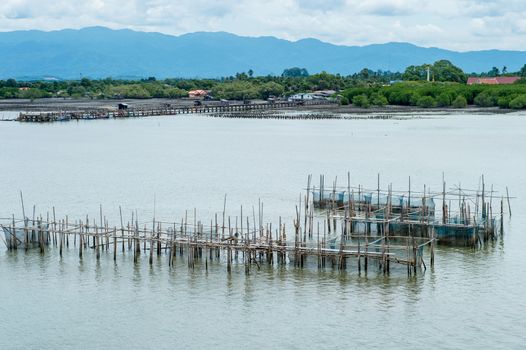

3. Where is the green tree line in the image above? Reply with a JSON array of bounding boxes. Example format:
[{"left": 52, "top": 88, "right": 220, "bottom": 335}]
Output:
[
  {"left": 0, "top": 69, "right": 401, "bottom": 100},
  {"left": 342, "top": 82, "right": 526, "bottom": 109},
  {"left": 2, "top": 60, "right": 526, "bottom": 108}
]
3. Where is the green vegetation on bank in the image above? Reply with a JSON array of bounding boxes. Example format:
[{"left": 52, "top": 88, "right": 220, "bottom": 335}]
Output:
[
  {"left": 342, "top": 82, "right": 526, "bottom": 109},
  {"left": 2, "top": 60, "right": 526, "bottom": 109},
  {"left": 402, "top": 60, "right": 468, "bottom": 83},
  {"left": 0, "top": 70, "right": 400, "bottom": 101}
]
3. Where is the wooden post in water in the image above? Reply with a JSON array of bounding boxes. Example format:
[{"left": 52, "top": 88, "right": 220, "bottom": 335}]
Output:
[
  {"left": 506, "top": 187, "right": 512, "bottom": 217},
  {"left": 412, "top": 236, "right": 417, "bottom": 275},
  {"left": 79, "top": 220, "right": 84, "bottom": 259},
  {"left": 38, "top": 217, "right": 44, "bottom": 254},
  {"left": 363, "top": 235, "right": 368, "bottom": 274},
  {"left": 59, "top": 219, "right": 63, "bottom": 257},
  {"left": 143, "top": 223, "right": 147, "bottom": 253},
  {"left": 95, "top": 224, "right": 100, "bottom": 260},
  {"left": 442, "top": 177, "right": 446, "bottom": 225},
  {"left": 119, "top": 206, "right": 125, "bottom": 253},
  {"left": 430, "top": 226, "right": 435, "bottom": 268},
  {"left": 113, "top": 227, "right": 117, "bottom": 261},
  {"left": 65, "top": 215, "right": 69, "bottom": 247},
  {"left": 406, "top": 231, "right": 410, "bottom": 276},
  {"left": 500, "top": 198, "right": 504, "bottom": 235},
  {"left": 149, "top": 229, "right": 154, "bottom": 265},
  {"left": 245, "top": 216, "right": 250, "bottom": 275}
]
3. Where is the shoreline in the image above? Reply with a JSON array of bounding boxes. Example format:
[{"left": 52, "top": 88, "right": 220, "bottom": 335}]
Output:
[{"left": 0, "top": 97, "right": 519, "bottom": 116}]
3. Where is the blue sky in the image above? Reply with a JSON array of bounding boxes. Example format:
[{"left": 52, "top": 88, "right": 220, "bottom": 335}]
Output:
[{"left": 1, "top": 0, "right": 525, "bottom": 51}]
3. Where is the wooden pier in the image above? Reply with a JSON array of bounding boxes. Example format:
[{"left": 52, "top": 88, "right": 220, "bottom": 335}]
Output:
[{"left": 16, "top": 100, "right": 335, "bottom": 123}]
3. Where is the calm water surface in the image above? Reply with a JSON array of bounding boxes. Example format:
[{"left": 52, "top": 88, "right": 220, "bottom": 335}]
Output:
[{"left": 0, "top": 113, "right": 525, "bottom": 349}]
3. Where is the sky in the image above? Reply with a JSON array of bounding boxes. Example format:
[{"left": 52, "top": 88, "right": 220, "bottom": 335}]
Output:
[{"left": 0, "top": 0, "right": 525, "bottom": 51}]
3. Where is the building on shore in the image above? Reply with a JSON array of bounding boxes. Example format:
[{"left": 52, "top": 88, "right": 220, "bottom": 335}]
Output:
[
  {"left": 288, "top": 90, "right": 336, "bottom": 102},
  {"left": 188, "top": 89, "right": 209, "bottom": 99},
  {"left": 288, "top": 93, "right": 315, "bottom": 101},
  {"left": 467, "top": 77, "right": 521, "bottom": 85}
]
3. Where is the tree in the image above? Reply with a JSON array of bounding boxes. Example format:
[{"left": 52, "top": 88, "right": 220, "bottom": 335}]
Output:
[
  {"left": 352, "top": 94, "right": 370, "bottom": 108},
  {"left": 67, "top": 85, "right": 87, "bottom": 97},
  {"left": 0, "top": 87, "right": 18, "bottom": 98},
  {"left": 474, "top": 90, "right": 497, "bottom": 107},
  {"left": 80, "top": 77, "right": 92, "bottom": 88},
  {"left": 519, "top": 64, "right": 526, "bottom": 77},
  {"left": 452, "top": 95, "right": 467, "bottom": 108},
  {"left": 109, "top": 84, "right": 151, "bottom": 99},
  {"left": 436, "top": 92, "right": 452, "bottom": 107},
  {"left": 258, "top": 82, "right": 284, "bottom": 99},
  {"left": 19, "top": 88, "right": 49, "bottom": 101},
  {"left": 211, "top": 81, "right": 259, "bottom": 100},
  {"left": 417, "top": 96, "right": 436, "bottom": 108},
  {"left": 370, "top": 93, "right": 388, "bottom": 106},
  {"left": 282, "top": 67, "right": 309, "bottom": 77},
  {"left": 165, "top": 87, "right": 188, "bottom": 98},
  {"left": 307, "top": 71, "right": 343, "bottom": 90},
  {"left": 509, "top": 95, "right": 526, "bottom": 109},
  {"left": 402, "top": 60, "right": 466, "bottom": 83},
  {"left": 432, "top": 60, "right": 467, "bottom": 83},
  {"left": 235, "top": 72, "right": 249, "bottom": 80},
  {"left": 358, "top": 68, "right": 370, "bottom": 79},
  {"left": 248, "top": 69, "right": 254, "bottom": 78},
  {"left": 497, "top": 96, "right": 512, "bottom": 108},
  {"left": 384, "top": 88, "right": 416, "bottom": 105},
  {"left": 176, "top": 80, "right": 197, "bottom": 90},
  {"left": 5, "top": 78, "right": 17, "bottom": 88},
  {"left": 402, "top": 65, "right": 427, "bottom": 81},
  {"left": 488, "top": 67, "right": 500, "bottom": 77},
  {"left": 339, "top": 96, "right": 349, "bottom": 105}
]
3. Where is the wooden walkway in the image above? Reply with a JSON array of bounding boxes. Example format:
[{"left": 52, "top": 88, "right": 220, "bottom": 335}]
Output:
[
  {"left": 17, "top": 100, "right": 335, "bottom": 123},
  {"left": 1, "top": 215, "right": 431, "bottom": 275}
]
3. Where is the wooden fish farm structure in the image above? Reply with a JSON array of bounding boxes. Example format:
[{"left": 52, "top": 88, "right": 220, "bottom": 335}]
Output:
[
  {"left": 16, "top": 100, "right": 335, "bottom": 123},
  {"left": 208, "top": 111, "right": 397, "bottom": 120},
  {"left": 311, "top": 174, "right": 510, "bottom": 246},
  {"left": 1, "top": 174, "right": 510, "bottom": 276}
]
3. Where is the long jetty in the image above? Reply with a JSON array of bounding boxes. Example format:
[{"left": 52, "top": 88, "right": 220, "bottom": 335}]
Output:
[
  {"left": 16, "top": 100, "right": 335, "bottom": 123},
  {"left": 1, "top": 174, "right": 510, "bottom": 276}
]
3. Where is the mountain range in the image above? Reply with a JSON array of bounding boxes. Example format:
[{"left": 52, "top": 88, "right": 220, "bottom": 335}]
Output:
[{"left": 0, "top": 26, "right": 525, "bottom": 80}]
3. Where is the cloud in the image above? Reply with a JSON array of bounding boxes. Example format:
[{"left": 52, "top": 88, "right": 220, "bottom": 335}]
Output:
[
  {"left": 512, "top": 18, "right": 526, "bottom": 34},
  {"left": 0, "top": 0, "right": 525, "bottom": 51},
  {"left": 296, "top": 0, "right": 346, "bottom": 12},
  {"left": 355, "top": 0, "right": 421, "bottom": 16}
]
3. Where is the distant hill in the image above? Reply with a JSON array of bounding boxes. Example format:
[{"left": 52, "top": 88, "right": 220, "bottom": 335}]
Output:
[{"left": 0, "top": 26, "right": 525, "bottom": 79}]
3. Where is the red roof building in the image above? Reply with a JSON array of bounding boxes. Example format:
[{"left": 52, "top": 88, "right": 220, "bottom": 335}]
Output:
[
  {"left": 188, "top": 89, "right": 209, "bottom": 98},
  {"left": 467, "top": 77, "right": 520, "bottom": 85}
]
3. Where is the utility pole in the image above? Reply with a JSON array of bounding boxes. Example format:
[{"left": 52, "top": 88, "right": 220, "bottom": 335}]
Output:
[{"left": 426, "top": 65, "right": 431, "bottom": 82}]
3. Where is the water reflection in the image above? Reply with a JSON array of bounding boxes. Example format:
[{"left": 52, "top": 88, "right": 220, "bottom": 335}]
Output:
[
  {"left": 243, "top": 274, "right": 254, "bottom": 305},
  {"left": 132, "top": 260, "right": 142, "bottom": 288}
]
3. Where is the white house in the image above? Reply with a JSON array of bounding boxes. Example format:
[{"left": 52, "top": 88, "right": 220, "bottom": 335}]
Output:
[{"left": 288, "top": 93, "right": 315, "bottom": 101}]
